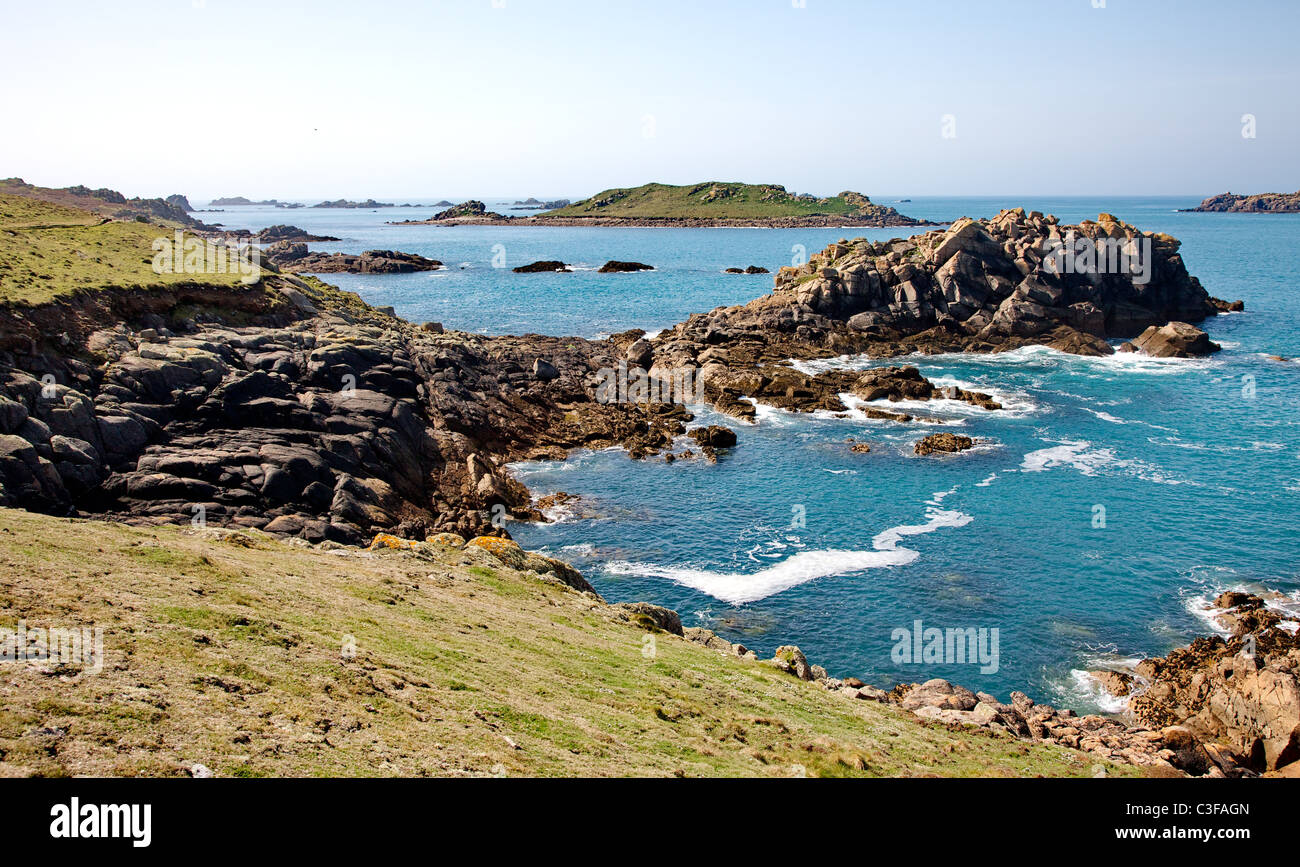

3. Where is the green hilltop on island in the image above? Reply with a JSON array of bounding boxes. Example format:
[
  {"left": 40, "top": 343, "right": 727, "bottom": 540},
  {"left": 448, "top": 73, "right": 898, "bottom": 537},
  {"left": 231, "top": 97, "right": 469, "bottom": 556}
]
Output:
[
  {"left": 395, "top": 181, "right": 936, "bottom": 228},
  {"left": 546, "top": 182, "right": 900, "bottom": 219}
]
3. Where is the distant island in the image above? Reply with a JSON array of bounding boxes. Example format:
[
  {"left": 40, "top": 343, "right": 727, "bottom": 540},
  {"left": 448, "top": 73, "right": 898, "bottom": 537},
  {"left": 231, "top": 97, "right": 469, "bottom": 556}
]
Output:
[
  {"left": 210, "top": 196, "right": 303, "bottom": 208},
  {"left": 212, "top": 197, "right": 432, "bottom": 209},
  {"left": 391, "top": 182, "right": 935, "bottom": 228},
  {"left": 1183, "top": 191, "right": 1300, "bottom": 213},
  {"left": 313, "top": 198, "right": 396, "bottom": 209},
  {"left": 511, "top": 197, "right": 572, "bottom": 210}
]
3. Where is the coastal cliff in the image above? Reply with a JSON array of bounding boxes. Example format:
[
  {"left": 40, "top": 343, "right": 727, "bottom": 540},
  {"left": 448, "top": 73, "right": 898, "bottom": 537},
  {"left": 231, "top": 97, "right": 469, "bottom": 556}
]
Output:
[{"left": 0, "top": 186, "right": 1290, "bottom": 778}]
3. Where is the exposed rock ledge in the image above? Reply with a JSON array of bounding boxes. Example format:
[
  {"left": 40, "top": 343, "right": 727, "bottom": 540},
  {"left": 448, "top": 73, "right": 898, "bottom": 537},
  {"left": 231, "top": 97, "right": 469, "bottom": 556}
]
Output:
[{"left": 266, "top": 243, "right": 444, "bottom": 274}]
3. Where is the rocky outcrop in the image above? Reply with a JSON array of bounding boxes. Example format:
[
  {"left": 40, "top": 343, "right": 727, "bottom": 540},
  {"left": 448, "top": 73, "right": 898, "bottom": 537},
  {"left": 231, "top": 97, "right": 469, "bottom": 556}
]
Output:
[
  {"left": 222, "top": 225, "right": 340, "bottom": 243},
  {"left": 650, "top": 211, "right": 1229, "bottom": 376},
  {"left": 690, "top": 362, "right": 998, "bottom": 425},
  {"left": 686, "top": 425, "right": 736, "bottom": 448},
  {"left": 428, "top": 200, "right": 508, "bottom": 222},
  {"left": 0, "top": 279, "right": 701, "bottom": 544},
  {"left": 598, "top": 261, "right": 653, "bottom": 273},
  {"left": 1120, "top": 321, "right": 1220, "bottom": 357},
  {"left": 513, "top": 261, "right": 571, "bottom": 273},
  {"left": 1185, "top": 191, "right": 1300, "bottom": 213},
  {"left": 617, "top": 601, "right": 683, "bottom": 635},
  {"left": 725, "top": 266, "right": 769, "bottom": 274},
  {"left": 914, "top": 432, "right": 975, "bottom": 456},
  {"left": 267, "top": 245, "right": 443, "bottom": 274},
  {"left": 1129, "top": 592, "right": 1300, "bottom": 772}
]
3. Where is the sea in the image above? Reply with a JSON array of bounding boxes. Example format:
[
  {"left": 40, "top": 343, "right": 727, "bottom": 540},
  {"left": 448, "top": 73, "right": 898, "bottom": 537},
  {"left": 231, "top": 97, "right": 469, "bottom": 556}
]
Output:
[{"left": 205, "top": 195, "right": 1300, "bottom": 711}]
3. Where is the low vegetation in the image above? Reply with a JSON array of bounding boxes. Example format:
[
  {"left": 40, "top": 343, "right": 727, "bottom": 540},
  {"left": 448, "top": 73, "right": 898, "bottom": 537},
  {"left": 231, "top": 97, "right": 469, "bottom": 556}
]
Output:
[
  {"left": 0, "top": 193, "right": 250, "bottom": 306},
  {"left": 0, "top": 508, "right": 1137, "bottom": 778},
  {"left": 543, "top": 182, "right": 879, "bottom": 219}
]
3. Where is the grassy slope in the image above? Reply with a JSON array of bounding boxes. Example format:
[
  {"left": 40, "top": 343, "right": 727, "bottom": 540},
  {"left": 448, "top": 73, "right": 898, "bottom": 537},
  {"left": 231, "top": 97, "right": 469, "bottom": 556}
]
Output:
[
  {"left": 0, "top": 509, "right": 1136, "bottom": 778},
  {"left": 543, "top": 182, "right": 869, "bottom": 219},
  {"left": 0, "top": 193, "right": 250, "bottom": 306}
]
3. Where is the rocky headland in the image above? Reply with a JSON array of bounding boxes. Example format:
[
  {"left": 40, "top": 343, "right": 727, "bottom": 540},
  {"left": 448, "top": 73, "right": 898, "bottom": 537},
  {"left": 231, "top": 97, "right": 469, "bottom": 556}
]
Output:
[
  {"left": 1184, "top": 191, "right": 1300, "bottom": 213},
  {"left": 1, "top": 177, "right": 210, "bottom": 229}
]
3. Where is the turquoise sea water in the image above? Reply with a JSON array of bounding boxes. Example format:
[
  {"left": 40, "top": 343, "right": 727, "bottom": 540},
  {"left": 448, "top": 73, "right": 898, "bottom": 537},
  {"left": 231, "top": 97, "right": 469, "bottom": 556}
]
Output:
[{"left": 212, "top": 196, "right": 1300, "bottom": 709}]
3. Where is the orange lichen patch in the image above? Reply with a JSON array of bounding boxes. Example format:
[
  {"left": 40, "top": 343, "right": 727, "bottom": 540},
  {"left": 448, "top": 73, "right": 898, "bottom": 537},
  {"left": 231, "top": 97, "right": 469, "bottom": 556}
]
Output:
[
  {"left": 466, "top": 535, "right": 527, "bottom": 569},
  {"left": 367, "top": 533, "right": 422, "bottom": 551}
]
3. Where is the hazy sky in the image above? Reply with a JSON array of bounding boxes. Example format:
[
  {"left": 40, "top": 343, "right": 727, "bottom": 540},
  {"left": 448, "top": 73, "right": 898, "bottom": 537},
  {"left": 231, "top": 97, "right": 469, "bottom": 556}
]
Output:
[{"left": 2, "top": 0, "right": 1296, "bottom": 200}]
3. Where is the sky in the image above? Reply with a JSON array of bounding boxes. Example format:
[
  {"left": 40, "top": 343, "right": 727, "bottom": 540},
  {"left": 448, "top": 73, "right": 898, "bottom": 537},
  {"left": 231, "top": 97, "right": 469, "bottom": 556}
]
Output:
[{"left": 1, "top": 0, "right": 1296, "bottom": 200}]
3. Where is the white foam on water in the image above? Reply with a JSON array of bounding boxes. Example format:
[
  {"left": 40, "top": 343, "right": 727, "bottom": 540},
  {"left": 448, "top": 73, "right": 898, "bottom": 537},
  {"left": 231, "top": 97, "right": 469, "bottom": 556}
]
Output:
[
  {"left": 835, "top": 393, "right": 963, "bottom": 426},
  {"left": 1065, "top": 669, "right": 1132, "bottom": 714},
  {"left": 602, "top": 497, "right": 973, "bottom": 604},
  {"left": 1020, "top": 439, "right": 1191, "bottom": 486},
  {"left": 1147, "top": 436, "right": 1286, "bottom": 455},
  {"left": 1084, "top": 408, "right": 1128, "bottom": 424},
  {"left": 786, "top": 359, "right": 1039, "bottom": 418},
  {"left": 906, "top": 344, "right": 1222, "bottom": 377},
  {"left": 539, "top": 500, "right": 581, "bottom": 524},
  {"left": 788, "top": 353, "right": 865, "bottom": 376},
  {"left": 1020, "top": 440, "right": 1114, "bottom": 476},
  {"left": 560, "top": 543, "right": 595, "bottom": 555},
  {"left": 1178, "top": 567, "right": 1245, "bottom": 637},
  {"left": 928, "top": 375, "right": 1040, "bottom": 417}
]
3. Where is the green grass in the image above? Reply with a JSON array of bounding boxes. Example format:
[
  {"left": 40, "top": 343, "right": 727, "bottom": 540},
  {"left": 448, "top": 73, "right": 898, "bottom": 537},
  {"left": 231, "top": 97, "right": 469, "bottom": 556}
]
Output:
[
  {"left": 0, "top": 193, "right": 255, "bottom": 306},
  {"left": 542, "top": 182, "right": 879, "bottom": 219},
  {"left": 0, "top": 509, "right": 1143, "bottom": 778}
]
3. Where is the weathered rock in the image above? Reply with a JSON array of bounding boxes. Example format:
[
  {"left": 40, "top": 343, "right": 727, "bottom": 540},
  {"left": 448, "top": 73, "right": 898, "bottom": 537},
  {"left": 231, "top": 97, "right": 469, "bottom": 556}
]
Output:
[
  {"left": 598, "top": 261, "right": 653, "bottom": 273},
  {"left": 513, "top": 261, "right": 571, "bottom": 273},
  {"left": 1124, "top": 321, "right": 1221, "bottom": 357},
  {"left": 617, "top": 602, "right": 683, "bottom": 636},
  {"left": 772, "top": 645, "right": 814, "bottom": 680},
  {"left": 267, "top": 247, "right": 443, "bottom": 275},
  {"left": 686, "top": 425, "right": 736, "bottom": 448},
  {"left": 914, "top": 433, "right": 974, "bottom": 456},
  {"left": 1187, "top": 191, "right": 1300, "bottom": 213},
  {"left": 1129, "top": 621, "right": 1300, "bottom": 772}
]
